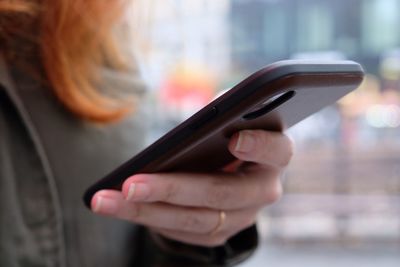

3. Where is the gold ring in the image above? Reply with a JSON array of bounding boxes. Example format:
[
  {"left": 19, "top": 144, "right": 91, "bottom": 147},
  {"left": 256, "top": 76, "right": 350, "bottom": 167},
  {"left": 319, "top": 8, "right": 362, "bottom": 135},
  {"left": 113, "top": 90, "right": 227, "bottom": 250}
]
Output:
[{"left": 210, "top": 210, "right": 226, "bottom": 236}]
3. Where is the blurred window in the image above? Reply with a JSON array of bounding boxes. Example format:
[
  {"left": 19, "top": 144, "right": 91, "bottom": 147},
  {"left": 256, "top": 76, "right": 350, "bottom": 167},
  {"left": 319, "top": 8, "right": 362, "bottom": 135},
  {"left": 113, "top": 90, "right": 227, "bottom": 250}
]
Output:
[
  {"left": 362, "top": 0, "right": 400, "bottom": 53},
  {"left": 262, "top": 5, "right": 287, "bottom": 58},
  {"left": 296, "top": 2, "right": 334, "bottom": 51}
]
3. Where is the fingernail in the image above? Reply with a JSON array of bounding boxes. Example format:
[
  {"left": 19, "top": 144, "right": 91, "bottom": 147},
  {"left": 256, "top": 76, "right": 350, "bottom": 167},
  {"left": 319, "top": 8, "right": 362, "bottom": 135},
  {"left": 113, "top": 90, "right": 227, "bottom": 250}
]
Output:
[
  {"left": 93, "top": 196, "right": 118, "bottom": 214},
  {"left": 235, "top": 132, "right": 255, "bottom": 153},
  {"left": 127, "top": 183, "right": 150, "bottom": 201}
]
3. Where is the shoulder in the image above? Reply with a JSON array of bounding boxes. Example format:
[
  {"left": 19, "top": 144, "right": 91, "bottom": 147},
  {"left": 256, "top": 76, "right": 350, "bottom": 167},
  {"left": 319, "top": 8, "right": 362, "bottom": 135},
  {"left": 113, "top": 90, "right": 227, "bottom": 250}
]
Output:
[{"left": 0, "top": 52, "right": 150, "bottom": 174}]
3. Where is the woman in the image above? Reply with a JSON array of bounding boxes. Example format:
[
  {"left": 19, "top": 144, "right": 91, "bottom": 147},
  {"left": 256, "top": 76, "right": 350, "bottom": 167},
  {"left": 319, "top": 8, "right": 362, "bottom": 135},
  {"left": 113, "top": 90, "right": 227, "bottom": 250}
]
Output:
[{"left": 0, "top": 1, "right": 293, "bottom": 266}]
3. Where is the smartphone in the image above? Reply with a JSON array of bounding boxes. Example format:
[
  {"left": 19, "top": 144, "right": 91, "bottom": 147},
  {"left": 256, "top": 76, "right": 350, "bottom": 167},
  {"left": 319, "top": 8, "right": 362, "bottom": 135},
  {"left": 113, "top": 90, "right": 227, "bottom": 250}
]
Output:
[{"left": 83, "top": 60, "right": 364, "bottom": 207}]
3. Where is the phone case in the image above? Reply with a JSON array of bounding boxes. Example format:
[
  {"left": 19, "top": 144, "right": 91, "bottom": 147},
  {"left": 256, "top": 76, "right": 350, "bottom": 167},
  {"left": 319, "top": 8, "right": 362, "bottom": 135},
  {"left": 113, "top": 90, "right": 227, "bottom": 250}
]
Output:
[{"left": 83, "top": 60, "right": 364, "bottom": 207}]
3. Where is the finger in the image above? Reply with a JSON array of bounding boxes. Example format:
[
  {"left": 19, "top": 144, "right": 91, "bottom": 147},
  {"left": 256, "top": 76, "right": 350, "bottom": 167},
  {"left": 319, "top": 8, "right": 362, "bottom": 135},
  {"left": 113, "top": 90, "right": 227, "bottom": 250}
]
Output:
[
  {"left": 121, "top": 170, "right": 282, "bottom": 210},
  {"left": 155, "top": 228, "right": 230, "bottom": 247},
  {"left": 152, "top": 208, "right": 258, "bottom": 247},
  {"left": 91, "top": 189, "right": 123, "bottom": 213},
  {"left": 228, "top": 130, "right": 294, "bottom": 168},
  {"left": 153, "top": 219, "right": 257, "bottom": 247},
  {"left": 222, "top": 159, "right": 243, "bottom": 173},
  {"left": 92, "top": 190, "right": 258, "bottom": 235}
]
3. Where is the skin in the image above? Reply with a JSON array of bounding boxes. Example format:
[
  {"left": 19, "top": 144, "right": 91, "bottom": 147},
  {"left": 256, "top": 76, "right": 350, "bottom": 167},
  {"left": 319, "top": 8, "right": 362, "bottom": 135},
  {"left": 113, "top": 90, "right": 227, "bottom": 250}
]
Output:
[{"left": 91, "top": 129, "right": 293, "bottom": 247}]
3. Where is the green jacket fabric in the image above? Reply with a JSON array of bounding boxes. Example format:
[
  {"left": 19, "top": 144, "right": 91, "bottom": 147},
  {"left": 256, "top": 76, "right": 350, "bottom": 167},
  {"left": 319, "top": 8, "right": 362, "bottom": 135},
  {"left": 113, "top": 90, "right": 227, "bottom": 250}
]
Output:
[
  {"left": 0, "top": 52, "right": 257, "bottom": 267},
  {"left": 0, "top": 52, "right": 150, "bottom": 266}
]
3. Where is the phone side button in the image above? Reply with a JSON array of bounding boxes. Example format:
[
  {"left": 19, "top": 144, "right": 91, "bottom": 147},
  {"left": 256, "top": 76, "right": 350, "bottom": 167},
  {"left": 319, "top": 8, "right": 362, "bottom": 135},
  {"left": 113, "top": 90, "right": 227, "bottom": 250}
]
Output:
[{"left": 189, "top": 107, "right": 219, "bottom": 130}]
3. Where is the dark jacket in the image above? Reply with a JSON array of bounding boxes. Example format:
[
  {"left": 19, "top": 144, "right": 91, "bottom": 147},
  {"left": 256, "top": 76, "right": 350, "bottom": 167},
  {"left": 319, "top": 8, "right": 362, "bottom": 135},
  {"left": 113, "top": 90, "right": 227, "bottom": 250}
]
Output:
[{"left": 0, "top": 52, "right": 257, "bottom": 267}]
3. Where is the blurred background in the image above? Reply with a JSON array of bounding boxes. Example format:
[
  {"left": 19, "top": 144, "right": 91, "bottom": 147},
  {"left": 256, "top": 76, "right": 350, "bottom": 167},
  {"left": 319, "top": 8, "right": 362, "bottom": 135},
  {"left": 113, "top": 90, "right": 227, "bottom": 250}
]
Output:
[{"left": 129, "top": 0, "right": 400, "bottom": 266}]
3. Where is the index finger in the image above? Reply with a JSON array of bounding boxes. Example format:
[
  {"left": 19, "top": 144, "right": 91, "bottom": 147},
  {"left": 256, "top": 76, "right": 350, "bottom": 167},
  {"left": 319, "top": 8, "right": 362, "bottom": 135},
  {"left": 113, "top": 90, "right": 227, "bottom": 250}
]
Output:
[{"left": 121, "top": 169, "right": 281, "bottom": 211}]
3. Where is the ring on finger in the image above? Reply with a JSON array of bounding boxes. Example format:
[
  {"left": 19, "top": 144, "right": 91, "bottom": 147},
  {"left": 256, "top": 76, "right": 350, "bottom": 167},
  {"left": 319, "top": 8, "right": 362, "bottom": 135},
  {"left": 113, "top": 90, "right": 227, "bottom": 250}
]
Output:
[{"left": 209, "top": 210, "right": 226, "bottom": 236}]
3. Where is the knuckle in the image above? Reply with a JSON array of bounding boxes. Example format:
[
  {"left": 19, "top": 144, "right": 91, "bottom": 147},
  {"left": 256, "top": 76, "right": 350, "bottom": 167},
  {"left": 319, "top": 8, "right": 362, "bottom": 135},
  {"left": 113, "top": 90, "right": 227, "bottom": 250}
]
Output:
[
  {"left": 257, "top": 130, "right": 273, "bottom": 147},
  {"left": 163, "top": 180, "right": 179, "bottom": 202},
  {"left": 176, "top": 213, "right": 203, "bottom": 232},
  {"left": 204, "top": 181, "right": 234, "bottom": 208},
  {"left": 282, "top": 135, "right": 295, "bottom": 166},
  {"left": 126, "top": 204, "right": 141, "bottom": 222},
  {"left": 263, "top": 181, "right": 283, "bottom": 204},
  {"left": 256, "top": 131, "right": 294, "bottom": 167},
  {"left": 250, "top": 132, "right": 270, "bottom": 159}
]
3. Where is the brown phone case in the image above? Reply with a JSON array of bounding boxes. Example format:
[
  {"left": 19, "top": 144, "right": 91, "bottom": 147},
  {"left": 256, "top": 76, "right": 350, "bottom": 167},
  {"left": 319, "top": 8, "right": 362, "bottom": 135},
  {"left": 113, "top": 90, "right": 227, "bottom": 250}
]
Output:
[{"left": 83, "top": 60, "right": 364, "bottom": 207}]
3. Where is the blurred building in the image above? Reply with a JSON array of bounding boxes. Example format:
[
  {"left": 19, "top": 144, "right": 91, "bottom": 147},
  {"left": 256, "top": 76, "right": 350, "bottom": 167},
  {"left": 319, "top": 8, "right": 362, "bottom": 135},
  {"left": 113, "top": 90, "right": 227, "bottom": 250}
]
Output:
[
  {"left": 229, "top": 0, "right": 400, "bottom": 146},
  {"left": 228, "top": 1, "right": 400, "bottom": 251},
  {"left": 230, "top": 0, "right": 400, "bottom": 76}
]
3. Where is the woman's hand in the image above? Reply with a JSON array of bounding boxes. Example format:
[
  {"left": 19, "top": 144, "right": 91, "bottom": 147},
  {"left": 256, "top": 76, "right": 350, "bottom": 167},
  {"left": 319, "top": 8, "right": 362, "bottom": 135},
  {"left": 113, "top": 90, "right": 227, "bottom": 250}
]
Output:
[{"left": 91, "top": 130, "right": 293, "bottom": 247}]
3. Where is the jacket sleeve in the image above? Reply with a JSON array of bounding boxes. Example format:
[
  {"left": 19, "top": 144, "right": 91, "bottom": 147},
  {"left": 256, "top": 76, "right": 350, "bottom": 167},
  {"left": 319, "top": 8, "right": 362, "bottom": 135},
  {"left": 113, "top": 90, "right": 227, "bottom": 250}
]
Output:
[{"left": 134, "top": 225, "right": 258, "bottom": 267}]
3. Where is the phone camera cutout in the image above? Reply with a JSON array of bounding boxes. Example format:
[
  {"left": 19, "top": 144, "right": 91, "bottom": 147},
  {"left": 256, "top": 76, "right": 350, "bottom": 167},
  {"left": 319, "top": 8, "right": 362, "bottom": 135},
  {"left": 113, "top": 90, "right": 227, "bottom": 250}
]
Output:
[{"left": 243, "top": 91, "right": 296, "bottom": 120}]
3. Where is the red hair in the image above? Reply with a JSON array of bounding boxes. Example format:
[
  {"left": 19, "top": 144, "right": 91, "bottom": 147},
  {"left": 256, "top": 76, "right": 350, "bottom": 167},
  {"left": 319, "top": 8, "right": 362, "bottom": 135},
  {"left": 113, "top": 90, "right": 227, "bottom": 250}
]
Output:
[{"left": 0, "top": 0, "right": 132, "bottom": 122}]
